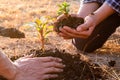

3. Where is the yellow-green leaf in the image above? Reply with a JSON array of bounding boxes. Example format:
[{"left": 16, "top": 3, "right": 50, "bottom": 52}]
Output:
[{"left": 35, "top": 18, "right": 42, "bottom": 26}]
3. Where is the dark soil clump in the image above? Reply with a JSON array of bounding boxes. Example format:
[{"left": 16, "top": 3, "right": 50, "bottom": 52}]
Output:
[
  {"left": 29, "top": 48, "right": 106, "bottom": 80},
  {"left": 0, "top": 27, "right": 25, "bottom": 38},
  {"left": 54, "top": 14, "right": 84, "bottom": 32},
  {"left": 0, "top": 76, "right": 7, "bottom": 80}
]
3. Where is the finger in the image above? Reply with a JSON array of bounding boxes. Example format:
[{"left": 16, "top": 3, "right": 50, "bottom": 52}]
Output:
[
  {"left": 44, "top": 67, "right": 63, "bottom": 74},
  {"left": 62, "top": 26, "right": 75, "bottom": 33},
  {"left": 60, "top": 26, "right": 88, "bottom": 38},
  {"left": 24, "top": 54, "right": 34, "bottom": 58},
  {"left": 77, "top": 23, "right": 90, "bottom": 31},
  {"left": 59, "top": 33, "right": 73, "bottom": 39},
  {"left": 60, "top": 26, "right": 90, "bottom": 38},
  {"left": 59, "top": 27, "right": 74, "bottom": 37},
  {"left": 38, "top": 57, "right": 62, "bottom": 62},
  {"left": 42, "top": 74, "right": 58, "bottom": 79},
  {"left": 60, "top": 26, "right": 76, "bottom": 36},
  {"left": 17, "top": 53, "right": 35, "bottom": 61},
  {"left": 83, "top": 26, "right": 95, "bottom": 38},
  {"left": 88, "top": 26, "right": 94, "bottom": 34},
  {"left": 61, "top": 27, "right": 83, "bottom": 37},
  {"left": 57, "top": 14, "right": 65, "bottom": 20},
  {"left": 77, "top": 30, "right": 92, "bottom": 38},
  {"left": 43, "top": 62, "right": 65, "bottom": 68}
]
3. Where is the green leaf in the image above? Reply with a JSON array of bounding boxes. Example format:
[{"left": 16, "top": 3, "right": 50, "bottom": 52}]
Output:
[
  {"left": 36, "top": 26, "right": 41, "bottom": 31},
  {"left": 62, "top": 2, "right": 70, "bottom": 7},
  {"left": 57, "top": 1, "right": 70, "bottom": 15},
  {"left": 48, "top": 25, "right": 54, "bottom": 29},
  {"left": 66, "top": 7, "right": 69, "bottom": 13},
  {"left": 44, "top": 30, "right": 53, "bottom": 38},
  {"left": 35, "top": 18, "right": 42, "bottom": 26}
]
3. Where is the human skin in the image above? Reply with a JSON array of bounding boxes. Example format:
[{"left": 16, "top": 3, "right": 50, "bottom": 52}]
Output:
[
  {"left": 0, "top": 50, "right": 65, "bottom": 80},
  {"left": 59, "top": 2, "right": 115, "bottom": 39}
]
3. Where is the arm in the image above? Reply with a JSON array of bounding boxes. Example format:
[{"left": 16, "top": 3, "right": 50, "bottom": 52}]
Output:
[
  {"left": 77, "top": 2, "right": 116, "bottom": 32},
  {"left": 0, "top": 50, "right": 17, "bottom": 80},
  {"left": 0, "top": 50, "right": 65, "bottom": 80},
  {"left": 78, "top": 1, "right": 100, "bottom": 18},
  {"left": 90, "top": 2, "right": 116, "bottom": 26}
]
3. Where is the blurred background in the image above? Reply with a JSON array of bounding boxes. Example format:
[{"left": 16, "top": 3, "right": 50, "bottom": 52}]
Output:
[{"left": 0, "top": 0, "right": 80, "bottom": 29}]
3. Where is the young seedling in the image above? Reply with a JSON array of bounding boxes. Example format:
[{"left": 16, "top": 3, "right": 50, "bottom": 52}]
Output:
[
  {"left": 57, "top": 1, "right": 70, "bottom": 16},
  {"left": 31, "top": 16, "right": 53, "bottom": 53},
  {"left": 54, "top": 1, "right": 84, "bottom": 32}
]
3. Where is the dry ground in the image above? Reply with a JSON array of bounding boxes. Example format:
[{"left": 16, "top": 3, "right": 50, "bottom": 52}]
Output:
[{"left": 0, "top": 0, "right": 120, "bottom": 80}]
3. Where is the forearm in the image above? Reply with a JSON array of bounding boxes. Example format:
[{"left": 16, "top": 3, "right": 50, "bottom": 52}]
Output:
[
  {"left": 78, "top": 2, "right": 100, "bottom": 18},
  {"left": 92, "top": 2, "right": 115, "bottom": 25},
  {"left": 0, "top": 50, "right": 17, "bottom": 80}
]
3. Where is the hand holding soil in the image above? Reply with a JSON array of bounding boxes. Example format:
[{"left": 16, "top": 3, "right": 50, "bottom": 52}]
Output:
[
  {"left": 53, "top": 14, "right": 85, "bottom": 39},
  {"left": 13, "top": 56, "right": 65, "bottom": 80},
  {"left": 54, "top": 14, "right": 84, "bottom": 32}
]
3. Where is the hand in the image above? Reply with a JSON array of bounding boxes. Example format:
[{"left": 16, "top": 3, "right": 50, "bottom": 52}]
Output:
[
  {"left": 59, "top": 14, "right": 96, "bottom": 39},
  {"left": 13, "top": 56, "right": 65, "bottom": 80}
]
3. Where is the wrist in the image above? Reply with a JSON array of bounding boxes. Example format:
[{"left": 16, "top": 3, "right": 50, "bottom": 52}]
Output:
[
  {"left": 8, "top": 64, "right": 18, "bottom": 80},
  {"left": 86, "top": 12, "right": 100, "bottom": 26},
  {"left": 0, "top": 51, "right": 18, "bottom": 80},
  {"left": 2, "top": 63, "right": 18, "bottom": 80}
]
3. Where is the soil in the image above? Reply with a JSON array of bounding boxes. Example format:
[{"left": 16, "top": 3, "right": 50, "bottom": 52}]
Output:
[
  {"left": 0, "top": 76, "right": 7, "bottom": 80},
  {"left": 0, "top": 27, "right": 25, "bottom": 38},
  {"left": 28, "top": 48, "right": 106, "bottom": 80},
  {"left": 54, "top": 14, "right": 84, "bottom": 32}
]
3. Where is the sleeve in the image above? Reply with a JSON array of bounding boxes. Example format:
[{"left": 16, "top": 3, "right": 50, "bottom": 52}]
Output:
[{"left": 105, "top": 0, "right": 120, "bottom": 14}]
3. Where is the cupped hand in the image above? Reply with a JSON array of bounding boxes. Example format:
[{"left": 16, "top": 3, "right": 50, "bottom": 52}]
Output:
[
  {"left": 13, "top": 56, "right": 65, "bottom": 80},
  {"left": 59, "top": 14, "right": 96, "bottom": 39}
]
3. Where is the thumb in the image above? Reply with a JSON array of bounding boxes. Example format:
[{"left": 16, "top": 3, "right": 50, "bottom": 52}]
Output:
[
  {"left": 76, "top": 22, "right": 89, "bottom": 32},
  {"left": 24, "top": 54, "right": 34, "bottom": 58}
]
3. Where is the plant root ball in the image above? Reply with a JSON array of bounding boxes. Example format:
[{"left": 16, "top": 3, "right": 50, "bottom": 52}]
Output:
[{"left": 54, "top": 14, "right": 84, "bottom": 32}]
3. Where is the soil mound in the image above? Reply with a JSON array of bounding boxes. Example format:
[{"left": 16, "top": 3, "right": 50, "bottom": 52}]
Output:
[
  {"left": 29, "top": 49, "right": 106, "bottom": 80},
  {"left": 0, "top": 27, "right": 25, "bottom": 38}
]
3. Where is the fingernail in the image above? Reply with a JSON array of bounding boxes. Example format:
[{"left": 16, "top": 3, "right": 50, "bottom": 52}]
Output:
[
  {"left": 63, "top": 64, "right": 66, "bottom": 67},
  {"left": 60, "top": 69, "right": 63, "bottom": 72},
  {"left": 56, "top": 58, "right": 62, "bottom": 62},
  {"left": 59, "top": 26, "right": 63, "bottom": 30},
  {"left": 55, "top": 75, "right": 58, "bottom": 77},
  {"left": 77, "top": 28, "right": 81, "bottom": 31}
]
